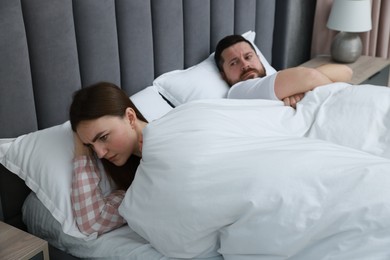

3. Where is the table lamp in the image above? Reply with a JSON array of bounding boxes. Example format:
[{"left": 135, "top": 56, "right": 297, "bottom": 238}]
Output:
[{"left": 327, "top": 0, "right": 372, "bottom": 63}]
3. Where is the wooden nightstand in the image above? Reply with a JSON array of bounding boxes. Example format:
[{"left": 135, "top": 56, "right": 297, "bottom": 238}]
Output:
[
  {"left": 0, "top": 221, "right": 49, "bottom": 260},
  {"left": 300, "top": 55, "right": 390, "bottom": 86}
]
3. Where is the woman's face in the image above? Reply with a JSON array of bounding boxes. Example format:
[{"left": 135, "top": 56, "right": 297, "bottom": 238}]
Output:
[{"left": 76, "top": 113, "right": 139, "bottom": 166}]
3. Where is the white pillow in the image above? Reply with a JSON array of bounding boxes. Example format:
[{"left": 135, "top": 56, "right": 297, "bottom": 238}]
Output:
[
  {"left": 153, "top": 30, "right": 276, "bottom": 107},
  {"left": 0, "top": 138, "right": 15, "bottom": 145},
  {"left": 0, "top": 88, "right": 170, "bottom": 240},
  {"left": 242, "top": 31, "right": 277, "bottom": 76},
  {"left": 130, "top": 86, "right": 173, "bottom": 122},
  {"left": 0, "top": 123, "right": 117, "bottom": 240},
  {"left": 0, "top": 122, "right": 93, "bottom": 239}
]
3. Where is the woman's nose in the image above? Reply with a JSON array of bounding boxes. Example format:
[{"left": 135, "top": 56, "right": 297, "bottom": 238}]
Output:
[{"left": 94, "top": 144, "right": 107, "bottom": 158}]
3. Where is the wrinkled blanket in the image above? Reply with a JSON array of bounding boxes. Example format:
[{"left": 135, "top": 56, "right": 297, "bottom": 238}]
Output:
[{"left": 119, "top": 83, "right": 390, "bottom": 260}]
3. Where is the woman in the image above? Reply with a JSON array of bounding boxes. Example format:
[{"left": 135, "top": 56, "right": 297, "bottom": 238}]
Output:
[{"left": 69, "top": 82, "right": 148, "bottom": 236}]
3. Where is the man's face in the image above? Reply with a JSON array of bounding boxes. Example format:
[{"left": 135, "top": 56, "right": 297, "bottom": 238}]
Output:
[{"left": 220, "top": 41, "right": 266, "bottom": 86}]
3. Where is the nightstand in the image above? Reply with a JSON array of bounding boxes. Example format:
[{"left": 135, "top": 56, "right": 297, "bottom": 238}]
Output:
[
  {"left": 0, "top": 221, "right": 49, "bottom": 260},
  {"left": 300, "top": 55, "right": 390, "bottom": 86}
]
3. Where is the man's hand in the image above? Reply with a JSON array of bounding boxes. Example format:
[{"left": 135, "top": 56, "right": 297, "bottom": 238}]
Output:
[{"left": 282, "top": 93, "right": 305, "bottom": 108}]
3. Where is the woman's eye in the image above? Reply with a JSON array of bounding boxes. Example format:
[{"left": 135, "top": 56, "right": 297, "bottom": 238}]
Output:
[{"left": 100, "top": 134, "right": 108, "bottom": 142}]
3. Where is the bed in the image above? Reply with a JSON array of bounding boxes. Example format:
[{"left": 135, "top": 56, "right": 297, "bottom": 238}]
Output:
[{"left": 6, "top": 0, "right": 389, "bottom": 259}]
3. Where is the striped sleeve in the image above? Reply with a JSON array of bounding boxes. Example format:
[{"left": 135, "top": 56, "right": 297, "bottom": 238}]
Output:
[{"left": 71, "top": 155, "right": 126, "bottom": 236}]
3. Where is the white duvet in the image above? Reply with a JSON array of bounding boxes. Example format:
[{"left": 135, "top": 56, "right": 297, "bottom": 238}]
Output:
[{"left": 119, "top": 83, "right": 390, "bottom": 259}]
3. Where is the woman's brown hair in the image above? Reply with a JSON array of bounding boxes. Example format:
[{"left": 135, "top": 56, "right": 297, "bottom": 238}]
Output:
[{"left": 69, "top": 82, "right": 147, "bottom": 190}]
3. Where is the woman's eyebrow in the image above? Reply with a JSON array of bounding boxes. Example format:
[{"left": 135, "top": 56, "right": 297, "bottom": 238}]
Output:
[{"left": 92, "top": 131, "right": 105, "bottom": 143}]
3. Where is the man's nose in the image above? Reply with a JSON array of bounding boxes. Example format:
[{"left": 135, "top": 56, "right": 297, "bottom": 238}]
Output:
[{"left": 241, "top": 60, "right": 250, "bottom": 70}]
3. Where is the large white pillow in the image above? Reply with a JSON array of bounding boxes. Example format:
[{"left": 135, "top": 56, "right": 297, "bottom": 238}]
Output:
[
  {"left": 243, "top": 31, "right": 277, "bottom": 76},
  {"left": 0, "top": 122, "right": 94, "bottom": 239},
  {"left": 130, "top": 86, "right": 173, "bottom": 122},
  {"left": 153, "top": 31, "right": 276, "bottom": 107},
  {"left": 0, "top": 88, "right": 172, "bottom": 239}
]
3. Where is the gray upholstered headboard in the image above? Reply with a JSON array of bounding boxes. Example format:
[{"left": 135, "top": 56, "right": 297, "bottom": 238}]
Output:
[{"left": 0, "top": 0, "right": 316, "bottom": 253}]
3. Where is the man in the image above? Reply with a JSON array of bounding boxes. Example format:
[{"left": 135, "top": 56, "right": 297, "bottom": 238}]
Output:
[{"left": 214, "top": 35, "right": 353, "bottom": 107}]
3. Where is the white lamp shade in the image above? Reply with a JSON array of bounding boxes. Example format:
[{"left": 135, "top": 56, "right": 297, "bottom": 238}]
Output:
[{"left": 327, "top": 0, "right": 372, "bottom": 32}]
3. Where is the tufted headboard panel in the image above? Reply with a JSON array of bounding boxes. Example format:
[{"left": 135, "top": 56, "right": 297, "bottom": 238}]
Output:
[
  {"left": 0, "top": 0, "right": 282, "bottom": 136},
  {"left": 0, "top": 0, "right": 316, "bottom": 233}
]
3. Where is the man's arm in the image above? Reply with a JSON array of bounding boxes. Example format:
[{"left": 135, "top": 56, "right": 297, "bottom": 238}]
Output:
[
  {"left": 275, "top": 64, "right": 353, "bottom": 108},
  {"left": 315, "top": 64, "right": 353, "bottom": 83},
  {"left": 274, "top": 64, "right": 352, "bottom": 101}
]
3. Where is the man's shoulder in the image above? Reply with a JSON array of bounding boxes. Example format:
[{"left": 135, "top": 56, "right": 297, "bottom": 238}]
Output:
[
  {"left": 232, "top": 78, "right": 260, "bottom": 88},
  {"left": 228, "top": 74, "right": 278, "bottom": 100}
]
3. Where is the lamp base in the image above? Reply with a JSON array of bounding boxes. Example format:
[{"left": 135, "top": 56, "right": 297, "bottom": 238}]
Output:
[{"left": 330, "top": 32, "right": 362, "bottom": 63}]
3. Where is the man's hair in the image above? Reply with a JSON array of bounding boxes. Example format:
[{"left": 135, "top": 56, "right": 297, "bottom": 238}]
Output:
[{"left": 214, "top": 35, "right": 256, "bottom": 72}]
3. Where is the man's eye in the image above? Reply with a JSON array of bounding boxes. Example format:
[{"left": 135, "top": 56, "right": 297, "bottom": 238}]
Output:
[{"left": 230, "top": 61, "right": 237, "bottom": 66}]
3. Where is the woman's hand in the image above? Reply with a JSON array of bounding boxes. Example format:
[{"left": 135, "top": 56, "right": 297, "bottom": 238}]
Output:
[{"left": 73, "top": 132, "right": 92, "bottom": 157}]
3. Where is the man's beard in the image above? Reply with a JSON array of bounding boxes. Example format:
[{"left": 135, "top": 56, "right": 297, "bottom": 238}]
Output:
[
  {"left": 226, "top": 67, "right": 266, "bottom": 86},
  {"left": 240, "top": 68, "right": 266, "bottom": 81}
]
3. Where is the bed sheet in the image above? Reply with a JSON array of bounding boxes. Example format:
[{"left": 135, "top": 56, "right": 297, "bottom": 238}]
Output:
[
  {"left": 22, "top": 192, "right": 222, "bottom": 260},
  {"left": 119, "top": 83, "right": 390, "bottom": 259}
]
